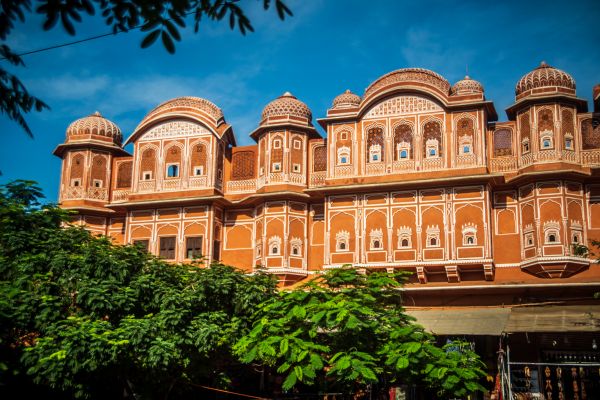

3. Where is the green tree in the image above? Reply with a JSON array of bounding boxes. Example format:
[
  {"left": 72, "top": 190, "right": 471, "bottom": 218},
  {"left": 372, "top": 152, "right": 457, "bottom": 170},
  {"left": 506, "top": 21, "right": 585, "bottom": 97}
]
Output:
[
  {"left": 234, "top": 267, "right": 487, "bottom": 398},
  {"left": 0, "top": 180, "right": 277, "bottom": 398},
  {"left": 1, "top": 0, "right": 292, "bottom": 136}
]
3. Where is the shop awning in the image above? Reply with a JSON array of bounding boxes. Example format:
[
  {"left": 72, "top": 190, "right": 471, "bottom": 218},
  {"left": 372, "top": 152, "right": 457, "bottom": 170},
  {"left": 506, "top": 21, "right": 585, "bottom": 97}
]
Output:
[
  {"left": 504, "top": 305, "right": 600, "bottom": 333},
  {"left": 406, "top": 308, "right": 511, "bottom": 335},
  {"left": 406, "top": 305, "right": 600, "bottom": 335}
]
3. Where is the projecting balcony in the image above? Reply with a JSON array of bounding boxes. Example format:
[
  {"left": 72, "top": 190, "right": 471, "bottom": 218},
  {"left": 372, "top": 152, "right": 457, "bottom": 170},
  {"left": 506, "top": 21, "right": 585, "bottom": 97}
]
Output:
[
  {"left": 582, "top": 149, "right": 600, "bottom": 166},
  {"left": 62, "top": 186, "right": 108, "bottom": 201}
]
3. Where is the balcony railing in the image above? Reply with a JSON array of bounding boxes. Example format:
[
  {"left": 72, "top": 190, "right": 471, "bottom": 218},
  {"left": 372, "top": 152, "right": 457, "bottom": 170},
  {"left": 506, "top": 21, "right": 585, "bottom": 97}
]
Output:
[
  {"left": 112, "top": 189, "right": 130, "bottom": 202},
  {"left": 490, "top": 157, "right": 518, "bottom": 172},
  {"left": 455, "top": 154, "right": 477, "bottom": 167},
  {"left": 421, "top": 157, "right": 443, "bottom": 171},
  {"left": 189, "top": 176, "right": 208, "bottom": 188},
  {"left": 62, "top": 186, "right": 84, "bottom": 200},
  {"left": 309, "top": 171, "right": 326, "bottom": 187},
  {"left": 87, "top": 187, "right": 108, "bottom": 201},
  {"left": 392, "top": 160, "right": 415, "bottom": 172},
  {"left": 365, "top": 163, "right": 385, "bottom": 175},
  {"left": 226, "top": 179, "right": 257, "bottom": 193},
  {"left": 582, "top": 149, "right": 600, "bottom": 166}
]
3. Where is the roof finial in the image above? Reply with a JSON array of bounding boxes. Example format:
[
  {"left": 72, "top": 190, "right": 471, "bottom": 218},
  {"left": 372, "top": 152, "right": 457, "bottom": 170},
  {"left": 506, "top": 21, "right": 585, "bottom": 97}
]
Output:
[
  {"left": 540, "top": 60, "right": 548, "bottom": 67},
  {"left": 282, "top": 91, "right": 293, "bottom": 97},
  {"left": 93, "top": 111, "right": 101, "bottom": 117}
]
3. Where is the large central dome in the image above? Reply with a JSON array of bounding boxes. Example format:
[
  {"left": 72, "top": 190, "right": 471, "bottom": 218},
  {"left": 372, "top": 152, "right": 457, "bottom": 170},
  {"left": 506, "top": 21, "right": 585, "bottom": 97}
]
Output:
[{"left": 364, "top": 68, "right": 451, "bottom": 99}]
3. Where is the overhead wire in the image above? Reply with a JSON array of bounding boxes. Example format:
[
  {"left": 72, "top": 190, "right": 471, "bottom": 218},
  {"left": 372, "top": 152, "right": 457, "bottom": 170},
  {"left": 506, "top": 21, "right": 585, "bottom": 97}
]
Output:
[{"left": 0, "top": 11, "right": 197, "bottom": 61}]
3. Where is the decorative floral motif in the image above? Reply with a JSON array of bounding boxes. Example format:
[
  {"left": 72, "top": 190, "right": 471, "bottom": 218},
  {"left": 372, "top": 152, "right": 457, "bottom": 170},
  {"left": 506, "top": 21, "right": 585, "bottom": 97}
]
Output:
[{"left": 66, "top": 111, "right": 122, "bottom": 144}]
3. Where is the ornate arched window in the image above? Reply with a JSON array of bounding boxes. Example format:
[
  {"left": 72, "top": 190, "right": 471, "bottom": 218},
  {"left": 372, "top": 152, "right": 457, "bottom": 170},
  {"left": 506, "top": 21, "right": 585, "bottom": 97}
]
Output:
[
  {"left": 397, "top": 226, "right": 412, "bottom": 249},
  {"left": 456, "top": 118, "right": 475, "bottom": 155},
  {"left": 423, "top": 121, "right": 442, "bottom": 158},
  {"left": 426, "top": 225, "right": 440, "bottom": 248},
  {"left": 139, "top": 147, "right": 156, "bottom": 181},
  {"left": 70, "top": 153, "right": 84, "bottom": 187},
  {"left": 538, "top": 109, "right": 554, "bottom": 150},
  {"left": 271, "top": 135, "right": 284, "bottom": 173},
  {"left": 268, "top": 236, "right": 281, "bottom": 255},
  {"left": 562, "top": 109, "right": 575, "bottom": 150},
  {"left": 543, "top": 221, "right": 560, "bottom": 244},
  {"left": 336, "top": 230, "right": 350, "bottom": 252},
  {"left": 462, "top": 223, "right": 477, "bottom": 246},
  {"left": 519, "top": 113, "right": 531, "bottom": 153},
  {"left": 337, "top": 146, "right": 351, "bottom": 165},
  {"left": 367, "top": 127, "right": 384, "bottom": 163},
  {"left": 369, "top": 229, "right": 383, "bottom": 250},
  {"left": 394, "top": 124, "right": 413, "bottom": 160},
  {"left": 190, "top": 142, "right": 207, "bottom": 176},
  {"left": 290, "top": 237, "right": 302, "bottom": 256},
  {"left": 164, "top": 145, "right": 182, "bottom": 178}
]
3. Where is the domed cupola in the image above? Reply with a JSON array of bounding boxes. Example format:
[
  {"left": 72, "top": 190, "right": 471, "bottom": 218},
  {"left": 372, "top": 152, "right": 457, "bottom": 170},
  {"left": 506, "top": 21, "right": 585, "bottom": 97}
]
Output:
[
  {"left": 451, "top": 76, "right": 484, "bottom": 96},
  {"left": 332, "top": 89, "right": 361, "bottom": 109},
  {"left": 261, "top": 92, "right": 312, "bottom": 124},
  {"left": 66, "top": 111, "right": 122, "bottom": 145},
  {"left": 515, "top": 61, "right": 576, "bottom": 99}
]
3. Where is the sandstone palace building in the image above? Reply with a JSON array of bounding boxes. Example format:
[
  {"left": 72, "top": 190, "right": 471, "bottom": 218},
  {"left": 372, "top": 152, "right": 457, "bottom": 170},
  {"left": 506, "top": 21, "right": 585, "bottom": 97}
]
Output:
[
  {"left": 54, "top": 63, "right": 600, "bottom": 398},
  {"left": 54, "top": 62, "right": 600, "bottom": 286}
]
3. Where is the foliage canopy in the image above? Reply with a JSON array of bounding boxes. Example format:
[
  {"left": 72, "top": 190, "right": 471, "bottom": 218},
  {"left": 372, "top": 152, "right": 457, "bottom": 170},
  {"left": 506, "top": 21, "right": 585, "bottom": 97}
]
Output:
[{"left": 0, "top": 180, "right": 487, "bottom": 399}]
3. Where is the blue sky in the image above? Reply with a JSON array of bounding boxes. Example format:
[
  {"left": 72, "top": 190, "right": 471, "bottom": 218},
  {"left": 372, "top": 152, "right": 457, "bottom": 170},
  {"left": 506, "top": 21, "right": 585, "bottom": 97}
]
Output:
[{"left": 1, "top": 0, "right": 599, "bottom": 201}]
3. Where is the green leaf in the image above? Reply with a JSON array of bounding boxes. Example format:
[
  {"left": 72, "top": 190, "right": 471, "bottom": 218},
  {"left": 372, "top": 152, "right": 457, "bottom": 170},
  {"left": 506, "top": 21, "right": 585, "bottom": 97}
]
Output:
[
  {"left": 282, "top": 370, "right": 297, "bottom": 390},
  {"left": 161, "top": 30, "right": 175, "bottom": 54},
  {"left": 141, "top": 30, "right": 161, "bottom": 48}
]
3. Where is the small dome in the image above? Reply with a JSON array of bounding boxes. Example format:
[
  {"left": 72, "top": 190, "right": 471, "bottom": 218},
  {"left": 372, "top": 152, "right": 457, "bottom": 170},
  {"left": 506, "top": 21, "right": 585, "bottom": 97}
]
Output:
[
  {"left": 332, "top": 89, "right": 361, "bottom": 108},
  {"left": 451, "top": 76, "right": 484, "bottom": 96},
  {"left": 66, "top": 111, "right": 122, "bottom": 144},
  {"left": 261, "top": 92, "right": 312, "bottom": 122},
  {"left": 515, "top": 61, "right": 576, "bottom": 97}
]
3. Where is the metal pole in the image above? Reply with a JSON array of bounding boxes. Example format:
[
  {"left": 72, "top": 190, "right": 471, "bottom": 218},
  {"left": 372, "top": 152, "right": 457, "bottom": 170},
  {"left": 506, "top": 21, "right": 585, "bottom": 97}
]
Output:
[{"left": 507, "top": 344, "right": 513, "bottom": 400}]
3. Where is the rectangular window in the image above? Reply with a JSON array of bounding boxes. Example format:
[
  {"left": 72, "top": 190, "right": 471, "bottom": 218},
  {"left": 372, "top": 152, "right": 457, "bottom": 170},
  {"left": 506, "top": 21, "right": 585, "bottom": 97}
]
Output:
[
  {"left": 133, "top": 239, "right": 149, "bottom": 252},
  {"left": 293, "top": 140, "right": 301, "bottom": 149},
  {"left": 93, "top": 179, "right": 103, "bottom": 188},
  {"left": 159, "top": 236, "right": 176, "bottom": 259},
  {"left": 273, "top": 162, "right": 282, "bottom": 172},
  {"left": 143, "top": 171, "right": 153, "bottom": 181},
  {"left": 71, "top": 179, "right": 81, "bottom": 187},
  {"left": 185, "top": 236, "right": 203, "bottom": 259},
  {"left": 293, "top": 163, "right": 301, "bottom": 173},
  {"left": 166, "top": 164, "right": 179, "bottom": 178},
  {"left": 193, "top": 166, "right": 204, "bottom": 176}
]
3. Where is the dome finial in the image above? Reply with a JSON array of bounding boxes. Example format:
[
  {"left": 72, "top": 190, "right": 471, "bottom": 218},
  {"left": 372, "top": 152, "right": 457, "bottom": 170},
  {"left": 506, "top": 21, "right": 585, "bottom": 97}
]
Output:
[
  {"left": 93, "top": 111, "right": 102, "bottom": 117},
  {"left": 539, "top": 60, "right": 548, "bottom": 68},
  {"left": 282, "top": 91, "right": 293, "bottom": 97}
]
